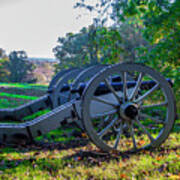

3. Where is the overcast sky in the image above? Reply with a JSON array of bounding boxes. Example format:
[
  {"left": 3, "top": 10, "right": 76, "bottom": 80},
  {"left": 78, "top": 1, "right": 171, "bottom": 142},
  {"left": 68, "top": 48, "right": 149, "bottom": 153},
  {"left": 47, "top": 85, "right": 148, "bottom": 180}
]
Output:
[{"left": 0, "top": 0, "right": 96, "bottom": 58}]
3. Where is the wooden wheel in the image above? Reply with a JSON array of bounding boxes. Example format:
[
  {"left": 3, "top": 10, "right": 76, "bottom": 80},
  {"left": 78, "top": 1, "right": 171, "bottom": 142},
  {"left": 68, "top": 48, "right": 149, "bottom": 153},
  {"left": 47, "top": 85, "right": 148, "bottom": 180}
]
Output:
[{"left": 81, "top": 63, "right": 176, "bottom": 153}]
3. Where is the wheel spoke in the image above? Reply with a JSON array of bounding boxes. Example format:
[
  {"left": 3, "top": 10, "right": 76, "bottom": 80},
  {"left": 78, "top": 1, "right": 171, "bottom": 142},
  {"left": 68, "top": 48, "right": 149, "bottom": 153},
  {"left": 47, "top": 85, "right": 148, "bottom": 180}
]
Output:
[
  {"left": 141, "top": 101, "right": 168, "bottom": 109},
  {"left": 129, "top": 72, "right": 144, "bottom": 100},
  {"left": 104, "top": 115, "right": 113, "bottom": 122},
  {"left": 135, "top": 83, "right": 160, "bottom": 103},
  {"left": 98, "top": 116, "right": 118, "bottom": 138},
  {"left": 135, "top": 118, "right": 154, "bottom": 143},
  {"left": 104, "top": 79, "right": 120, "bottom": 102},
  {"left": 97, "top": 117, "right": 105, "bottom": 132},
  {"left": 113, "top": 122, "right": 123, "bottom": 149},
  {"left": 122, "top": 72, "right": 128, "bottom": 101},
  {"left": 139, "top": 113, "right": 166, "bottom": 125},
  {"left": 91, "top": 109, "right": 117, "bottom": 119},
  {"left": 130, "top": 124, "right": 137, "bottom": 150},
  {"left": 97, "top": 115, "right": 114, "bottom": 130},
  {"left": 92, "top": 96, "right": 117, "bottom": 107}
]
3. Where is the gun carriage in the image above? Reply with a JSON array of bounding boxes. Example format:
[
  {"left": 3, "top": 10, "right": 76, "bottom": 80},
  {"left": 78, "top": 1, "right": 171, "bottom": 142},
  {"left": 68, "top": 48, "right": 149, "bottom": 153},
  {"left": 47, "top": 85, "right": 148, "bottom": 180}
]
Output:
[{"left": 0, "top": 63, "right": 176, "bottom": 153}]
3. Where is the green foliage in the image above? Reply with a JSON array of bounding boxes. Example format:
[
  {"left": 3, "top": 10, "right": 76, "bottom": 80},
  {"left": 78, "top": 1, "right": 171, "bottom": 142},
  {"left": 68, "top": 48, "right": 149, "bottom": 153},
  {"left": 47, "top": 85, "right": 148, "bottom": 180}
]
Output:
[
  {"left": 76, "top": 1, "right": 179, "bottom": 61},
  {"left": 54, "top": 24, "right": 132, "bottom": 72},
  {"left": 5, "top": 51, "right": 36, "bottom": 83},
  {"left": 76, "top": 0, "right": 180, "bottom": 64},
  {"left": 53, "top": 23, "right": 148, "bottom": 72},
  {"left": 117, "top": 0, "right": 180, "bottom": 104},
  {"left": 123, "top": 0, "right": 180, "bottom": 65},
  {"left": 0, "top": 58, "right": 9, "bottom": 82},
  {"left": 91, "top": 26, "right": 123, "bottom": 64},
  {"left": 0, "top": 48, "right": 9, "bottom": 82},
  {"left": 53, "top": 26, "right": 101, "bottom": 72}
]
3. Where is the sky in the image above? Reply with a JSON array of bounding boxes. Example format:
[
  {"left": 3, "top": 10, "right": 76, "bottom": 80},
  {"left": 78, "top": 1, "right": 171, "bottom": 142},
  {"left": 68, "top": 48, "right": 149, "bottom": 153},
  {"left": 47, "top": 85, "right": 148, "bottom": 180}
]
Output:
[{"left": 0, "top": 0, "right": 96, "bottom": 58}]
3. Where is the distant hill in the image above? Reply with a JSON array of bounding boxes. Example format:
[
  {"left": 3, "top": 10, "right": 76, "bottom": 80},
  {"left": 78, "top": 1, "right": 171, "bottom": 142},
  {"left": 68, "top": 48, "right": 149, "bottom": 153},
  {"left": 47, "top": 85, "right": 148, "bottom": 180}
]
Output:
[
  {"left": 25, "top": 57, "right": 58, "bottom": 84},
  {"left": 27, "top": 57, "right": 58, "bottom": 63}
]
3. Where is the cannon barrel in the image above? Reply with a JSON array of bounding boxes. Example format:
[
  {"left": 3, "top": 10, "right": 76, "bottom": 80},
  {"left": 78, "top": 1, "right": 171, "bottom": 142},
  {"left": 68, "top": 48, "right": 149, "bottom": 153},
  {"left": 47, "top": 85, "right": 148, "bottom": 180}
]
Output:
[{"left": 61, "top": 78, "right": 173, "bottom": 96}]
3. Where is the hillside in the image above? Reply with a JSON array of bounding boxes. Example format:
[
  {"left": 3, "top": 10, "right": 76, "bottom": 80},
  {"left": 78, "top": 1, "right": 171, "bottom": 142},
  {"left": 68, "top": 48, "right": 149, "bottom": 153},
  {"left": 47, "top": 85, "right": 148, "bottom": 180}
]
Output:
[{"left": 27, "top": 58, "right": 58, "bottom": 85}]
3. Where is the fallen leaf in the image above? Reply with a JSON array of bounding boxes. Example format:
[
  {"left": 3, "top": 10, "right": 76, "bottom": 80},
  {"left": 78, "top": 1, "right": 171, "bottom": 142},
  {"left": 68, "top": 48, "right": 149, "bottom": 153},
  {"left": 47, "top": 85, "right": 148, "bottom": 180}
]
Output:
[
  {"left": 156, "top": 156, "right": 162, "bottom": 161},
  {"left": 120, "top": 173, "right": 127, "bottom": 179},
  {"left": 119, "top": 162, "right": 123, "bottom": 168}
]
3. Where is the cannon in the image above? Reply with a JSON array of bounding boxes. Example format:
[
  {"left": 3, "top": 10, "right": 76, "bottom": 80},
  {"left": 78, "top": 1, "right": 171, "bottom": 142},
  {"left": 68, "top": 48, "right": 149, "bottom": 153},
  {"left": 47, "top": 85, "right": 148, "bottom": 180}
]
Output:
[{"left": 0, "top": 63, "right": 176, "bottom": 153}]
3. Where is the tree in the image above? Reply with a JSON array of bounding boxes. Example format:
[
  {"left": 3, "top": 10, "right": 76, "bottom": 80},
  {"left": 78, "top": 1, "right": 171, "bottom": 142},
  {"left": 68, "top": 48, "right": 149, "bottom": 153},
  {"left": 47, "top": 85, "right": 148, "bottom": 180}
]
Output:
[
  {"left": 0, "top": 58, "right": 9, "bottom": 82},
  {"left": 75, "top": 0, "right": 180, "bottom": 66},
  {"left": 53, "top": 20, "right": 148, "bottom": 73},
  {"left": 53, "top": 24, "right": 125, "bottom": 72},
  {"left": 0, "top": 48, "right": 9, "bottom": 82},
  {"left": 53, "top": 25, "right": 99, "bottom": 72},
  {"left": 0, "top": 48, "right": 7, "bottom": 59},
  {"left": 115, "top": 22, "right": 148, "bottom": 62},
  {"left": 75, "top": 0, "right": 180, "bottom": 104},
  {"left": 5, "top": 51, "right": 36, "bottom": 83}
]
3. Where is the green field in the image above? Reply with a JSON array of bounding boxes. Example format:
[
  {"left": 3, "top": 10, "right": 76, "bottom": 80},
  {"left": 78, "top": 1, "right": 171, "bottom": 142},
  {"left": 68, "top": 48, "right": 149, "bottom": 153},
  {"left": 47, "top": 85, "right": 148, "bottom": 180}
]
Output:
[
  {"left": 0, "top": 83, "right": 179, "bottom": 179},
  {"left": 0, "top": 92, "right": 38, "bottom": 101},
  {"left": 0, "top": 83, "right": 47, "bottom": 108},
  {"left": 0, "top": 82, "right": 47, "bottom": 91}
]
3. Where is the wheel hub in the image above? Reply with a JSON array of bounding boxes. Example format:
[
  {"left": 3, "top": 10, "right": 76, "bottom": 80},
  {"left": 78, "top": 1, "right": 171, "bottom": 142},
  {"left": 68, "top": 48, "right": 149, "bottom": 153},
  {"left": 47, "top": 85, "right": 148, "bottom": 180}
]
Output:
[{"left": 120, "top": 102, "right": 139, "bottom": 121}]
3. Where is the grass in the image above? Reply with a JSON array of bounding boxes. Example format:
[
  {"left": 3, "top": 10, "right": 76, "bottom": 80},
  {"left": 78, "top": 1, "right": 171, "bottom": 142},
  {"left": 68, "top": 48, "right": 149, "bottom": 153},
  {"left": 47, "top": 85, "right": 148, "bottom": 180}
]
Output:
[
  {"left": 0, "top": 133, "right": 179, "bottom": 180},
  {"left": 0, "top": 82, "right": 179, "bottom": 179},
  {"left": 0, "top": 98, "right": 28, "bottom": 108},
  {"left": 0, "top": 82, "right": 46, "bottom": 108},
  {"left": 0, "top": 92, "right": 38, "bottom": 101},
  {"left": 0, "top": 82, "right": 47, "bottom": 91},
  {"left": 22, "top": 109, "right": 50, "bottom": 121}
]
